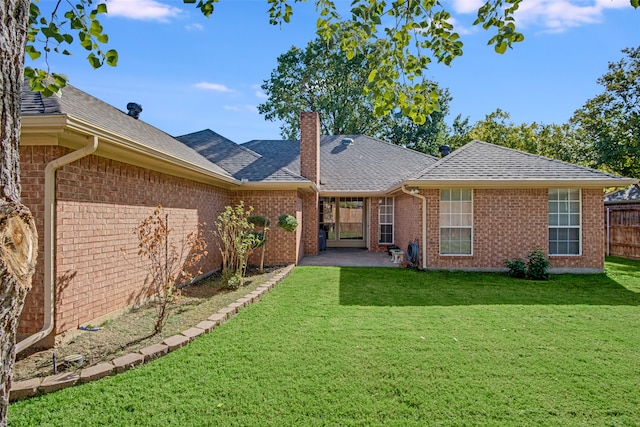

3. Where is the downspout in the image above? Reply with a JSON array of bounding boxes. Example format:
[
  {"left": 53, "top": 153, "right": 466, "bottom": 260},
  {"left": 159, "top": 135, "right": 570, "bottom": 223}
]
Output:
[
  {"left": 606, "top": 207, "right": 610, "bottom": 257},
  {"left": 401, "top": 185, "right": 427, "bottom": 269},
  {"left": 17, "top": 136, "right": 99, "bottom": 353}
]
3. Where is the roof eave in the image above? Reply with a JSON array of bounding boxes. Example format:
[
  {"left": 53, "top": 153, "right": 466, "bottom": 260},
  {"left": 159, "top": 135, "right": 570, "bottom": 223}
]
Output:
[
  {"left": 238, "top": 180, "right": 318, "bottom": 193},
  {"left": 398, "top": 178, "right": 639, "bottom": 190},
  {"left": 21, "top": 114, "right": 240, "bottom": 188}
]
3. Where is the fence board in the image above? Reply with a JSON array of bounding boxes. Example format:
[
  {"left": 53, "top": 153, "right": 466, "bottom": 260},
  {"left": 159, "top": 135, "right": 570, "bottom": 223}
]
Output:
[{"left": 605, "top": 206, "right": 640, "bottom": 260}]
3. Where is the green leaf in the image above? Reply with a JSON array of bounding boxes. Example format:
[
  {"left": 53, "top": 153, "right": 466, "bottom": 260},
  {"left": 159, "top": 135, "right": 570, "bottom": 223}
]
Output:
[
  {"left": 25, "top": 45, "right": 41, "bottom": 60},
  {"left": 96, "top": 3, "right": 108, "bottom": 14},
  {"left": 106, "top": 49, "right": 119, "bottom": 66},
  {"left": 494, "top": 41, "right": 507, "bottom": 54},
  {"left": 87, "top": 52, "right": 102, "bottom": 69},
  {"left": 631, "top": 0, "right": 639, "bottom": 7}
]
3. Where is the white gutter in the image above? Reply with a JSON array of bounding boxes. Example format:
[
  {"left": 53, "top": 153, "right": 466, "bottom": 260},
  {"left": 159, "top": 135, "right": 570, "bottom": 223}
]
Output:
[
  {"left": 401, "top": 185, "right": 427, "bottom": 269},
  {"left": 17, "top": 136, "right": 99, "bottom": 353},
  {"left": 606, "top": 207, "right": 610, "bottom": 257}
]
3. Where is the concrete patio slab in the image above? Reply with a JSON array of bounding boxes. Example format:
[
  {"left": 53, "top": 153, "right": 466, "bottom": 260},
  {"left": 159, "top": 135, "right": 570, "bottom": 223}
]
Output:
[{"left": 298, "top": 248, "right": 400, "bottom": 267}]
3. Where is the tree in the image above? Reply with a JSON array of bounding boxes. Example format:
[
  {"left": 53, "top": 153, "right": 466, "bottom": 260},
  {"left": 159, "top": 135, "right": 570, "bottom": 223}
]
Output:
[
  {"left": 258, "top": 34, "right": 384, "bottom": 138},
  {"left": 259, "top": 33, "right": 450, "bottom": 154},
  {"left": 1, "top": 0, "right": 115, "bottom": 420},
  {"left": 571, "top": 46, "right": 640, "bottom": 178},
  {"left": 3, "top": 0, "right": 638, "bottom": 423},
  {"left": 444, "top": 109, "right": 590, "bottom": 165}
]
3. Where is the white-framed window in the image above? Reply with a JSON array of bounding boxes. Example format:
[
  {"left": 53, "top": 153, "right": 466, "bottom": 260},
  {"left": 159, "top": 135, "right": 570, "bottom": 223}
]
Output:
[
  {"left": 378, "top": 197, "right": 394, "bottom": 244},
  {"left": 440, "top": 189, "right": 473, "bottom": 255},
  {"left": 548, "top": 188, "right": 581, "bottom": 256}
]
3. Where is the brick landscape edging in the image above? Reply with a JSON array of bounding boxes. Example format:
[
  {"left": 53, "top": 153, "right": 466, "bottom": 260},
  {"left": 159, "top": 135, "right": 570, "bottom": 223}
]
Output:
[{"left": 9, "top": 264, "right": 295, "bottom": 402}]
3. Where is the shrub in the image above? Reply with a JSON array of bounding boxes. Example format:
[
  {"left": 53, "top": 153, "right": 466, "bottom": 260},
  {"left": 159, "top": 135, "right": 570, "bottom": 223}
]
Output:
[
  {"left": 128, "top": 206, "right": 207, "bottom": 335},
  {"left": 526, "top": 248, "right": 550, "bottom": 280},
  {"left": 504, "top": 258, "right": 527, "bottom": 278},
  {"left": 504, "top": 249, "right": 550, "bottom": 281},
  {"left": 277, "top": 214, "right": 298, "bottom": 232},
  {"left": 213, "top": 202, "right": 260, "bottom": 289}
]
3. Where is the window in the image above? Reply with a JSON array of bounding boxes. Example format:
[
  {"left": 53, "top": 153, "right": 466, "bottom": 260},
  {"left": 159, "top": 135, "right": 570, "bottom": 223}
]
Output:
[
  {"left": 338, "top": 197, "right": 364, "bottom": 240},
  {"left": 548, "top": 189, "right": 581, "bottom": 255},
  {"left": 319, "top": 197, "right": 336, "bottom": 240},
  {"left": 378, "top": 197, "right": 394, "bottom": 244},
  {"left": 440, "top": 189, "right": 473, "bottom": 255}
]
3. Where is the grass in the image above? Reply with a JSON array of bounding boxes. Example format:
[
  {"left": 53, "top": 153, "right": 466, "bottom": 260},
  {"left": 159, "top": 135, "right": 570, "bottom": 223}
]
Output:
[{"left": 8, "top": 257, "right": 640, "bottom": 426}]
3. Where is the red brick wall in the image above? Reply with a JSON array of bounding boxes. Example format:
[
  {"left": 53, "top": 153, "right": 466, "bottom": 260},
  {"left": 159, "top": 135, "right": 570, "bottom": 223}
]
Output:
[
  {"left": 413, "top": 188, "right": 605, "bottom": 271},
  {"left": 230, "top": 190, "right": 302, "bottom": 266},
  {"left": 394, "top": 193, "right": 423, "bottom": 256},
  {"left": 18, "top": 146, "right": 230, "bottom": 338}
]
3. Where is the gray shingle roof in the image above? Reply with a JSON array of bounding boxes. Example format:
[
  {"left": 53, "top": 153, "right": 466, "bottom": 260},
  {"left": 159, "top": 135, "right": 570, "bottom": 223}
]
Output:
[
  {"left": 243, "top": 135, "right": 439, "bottom": 192},
  {"left": 21, "top": 84, "right": 232, "bottom": 179},
  {"left": 605, "top": 184, "right": 640, "bottom": 205},
  {"left": 413, "top": 140, "right": 630, "bottom": 182},
  {"left": 177, "top": 130, "right": 306, "bottom": 182}
]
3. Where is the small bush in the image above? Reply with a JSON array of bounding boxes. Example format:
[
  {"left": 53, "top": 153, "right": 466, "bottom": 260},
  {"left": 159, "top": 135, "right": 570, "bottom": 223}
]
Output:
[
  {"left": 277, "top": 214, "right": 298, "bottom": 232},
  {"left": 526, "top": 248, "right": 550, "bottom": 280},
  {"left": 504, "top": 258, "right": 527, "bottom": 278},
  {"left": 504, "top": 249, "right": 550, "bottom": 281}
]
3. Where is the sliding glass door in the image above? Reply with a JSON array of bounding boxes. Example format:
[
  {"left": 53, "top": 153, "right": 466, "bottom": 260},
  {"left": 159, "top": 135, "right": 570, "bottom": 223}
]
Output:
[{"left": 320, "top": 197, "right": 367, "bottom": 247}]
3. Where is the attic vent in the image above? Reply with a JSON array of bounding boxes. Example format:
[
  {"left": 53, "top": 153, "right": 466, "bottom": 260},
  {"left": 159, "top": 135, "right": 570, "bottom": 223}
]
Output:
[
  {"left": 438, "top": 144, "right": 451, "bottom": 157},
  {"left": 126, "top": 102, "right": 143, "bottom": 119},
  {"left": 341, "top": 137, "right": 354, "bottom": 146}
]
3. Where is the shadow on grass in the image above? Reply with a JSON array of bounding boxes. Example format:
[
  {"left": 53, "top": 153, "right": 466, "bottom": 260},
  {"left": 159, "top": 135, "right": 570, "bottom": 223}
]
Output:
[{"left": 338, "top": 267, "right": 640, "bottom": 307}]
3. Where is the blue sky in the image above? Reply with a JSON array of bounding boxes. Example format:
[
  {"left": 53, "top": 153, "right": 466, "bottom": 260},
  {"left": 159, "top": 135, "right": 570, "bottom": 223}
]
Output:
[{"left": 28, "top": 0, "right": 639, "bottom": 143}]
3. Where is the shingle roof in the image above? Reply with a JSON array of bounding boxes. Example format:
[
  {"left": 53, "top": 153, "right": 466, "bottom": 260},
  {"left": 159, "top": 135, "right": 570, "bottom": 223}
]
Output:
[
  {"left": 21, "top": 84, "right": 233, "bottom": 179},
  {"left": 413, "top": 140, "right": 631, "bottom": 183},
  {"left": 243, "top": 135, "right": 439, "bottom": 192},
  {"left": 605, "top": 184, "right": 640, "bottom": 205},
  {"left": 177, "top": 129, "right": 306, "bottom": 182}
]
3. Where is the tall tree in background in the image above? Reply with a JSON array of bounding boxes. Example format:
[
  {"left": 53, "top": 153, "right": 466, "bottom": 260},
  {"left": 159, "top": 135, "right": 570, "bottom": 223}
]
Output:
[
  {"left": 259, "top": 32, "right": 450, "bottom": 154},
  {"left": 445, "top": 109, "right": 590, "bottom": 165},
  {"left": 258, "top": 35, "right": 384, "bottom": 138},
  {"left": 571, "top": 46, "right": 640, "bottom": 178}
]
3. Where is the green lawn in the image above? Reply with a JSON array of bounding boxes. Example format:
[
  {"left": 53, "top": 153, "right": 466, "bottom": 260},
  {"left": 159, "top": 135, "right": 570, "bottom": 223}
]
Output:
[{"left": 9, "top": 257, "right": 640, "bottom": 426}]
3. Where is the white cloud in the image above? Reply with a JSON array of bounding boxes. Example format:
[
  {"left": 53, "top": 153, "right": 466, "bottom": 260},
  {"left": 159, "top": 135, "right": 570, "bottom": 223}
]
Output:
[
  {"left": 106, "top": 0, "right": 182, "bottom": 22},
  {"left": 186, "top": 23, "right": 204, "bottom": 32},
  {"left": 446, "top": 16, "right": 477, "bottom": 36},
  {"left": 451, "top": 0, "right": 485, "bottom": 14},
  {"left": 195, "top": 82, "right": 234, "bottom": 93},
  {"left": 450, "top": 0, "right": 629, "bottom": 33},
  {"left": 255, "top": 90, "right": 268, "bottom": 99},
  {"left": 596, "top": 0, "right": 632, "bottom": 9},
  {"left": 515, "top": 0, "right": 601, "bottom": 32}
]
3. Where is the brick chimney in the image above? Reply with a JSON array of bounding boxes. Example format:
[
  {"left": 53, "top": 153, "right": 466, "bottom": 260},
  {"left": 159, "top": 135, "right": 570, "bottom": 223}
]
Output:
[
  {"left": 299, "top": 112, "right": 320, "bottom": 256},
  {"left": 300, "top": 112, "right": 320, "bottom": 185}
]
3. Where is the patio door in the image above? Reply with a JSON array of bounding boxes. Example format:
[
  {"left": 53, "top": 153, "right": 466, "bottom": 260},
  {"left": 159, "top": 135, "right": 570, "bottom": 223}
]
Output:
[{"left": 320, "top": 197, "right": 367, "bottom": 248}]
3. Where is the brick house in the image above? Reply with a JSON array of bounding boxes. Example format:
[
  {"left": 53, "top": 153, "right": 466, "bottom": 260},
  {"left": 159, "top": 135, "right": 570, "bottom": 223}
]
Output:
[{"left": 17, "top": 84, "right": 637, "bottom": 350}]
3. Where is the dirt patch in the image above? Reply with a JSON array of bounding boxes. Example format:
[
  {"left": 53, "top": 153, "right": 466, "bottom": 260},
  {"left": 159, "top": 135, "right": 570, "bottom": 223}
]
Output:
[{"left": 13, "top": 266, "right": 287, "bottom": 382}]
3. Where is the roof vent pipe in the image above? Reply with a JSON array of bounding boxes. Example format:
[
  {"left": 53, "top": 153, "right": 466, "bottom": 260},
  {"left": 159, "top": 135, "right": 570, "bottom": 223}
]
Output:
[
  {"left": 341, "top": 137, "right": 354, "bottom": 146},
  {"left": 438, "top": 144, "right": 450, "bottom": 157},
  {"left": 126, "top": 102, "right": 143, "bottom": 119}
]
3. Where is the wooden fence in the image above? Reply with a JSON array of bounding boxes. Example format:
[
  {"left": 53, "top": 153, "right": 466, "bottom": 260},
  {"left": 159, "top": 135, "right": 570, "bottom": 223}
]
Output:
[{"left": 605, "top": 205, "right": 640, "bottom": 259}]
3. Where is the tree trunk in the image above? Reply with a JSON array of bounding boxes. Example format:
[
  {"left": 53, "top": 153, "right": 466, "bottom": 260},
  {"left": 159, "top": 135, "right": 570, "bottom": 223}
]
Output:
[{"left": 0, "top": 1, "right": 38, "bottom": 425}]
